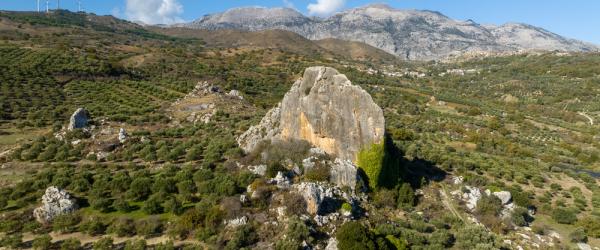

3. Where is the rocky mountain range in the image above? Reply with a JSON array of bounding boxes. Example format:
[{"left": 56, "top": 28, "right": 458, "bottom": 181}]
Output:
[{"left": 181, "top": 4, "right": 599, "bottom": 60}]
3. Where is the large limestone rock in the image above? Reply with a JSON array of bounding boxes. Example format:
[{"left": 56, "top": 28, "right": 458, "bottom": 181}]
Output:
[
  {"left": 33, "top": 187, "right": 78, "bottom": 223},
  {"left": 238, "top": 66, "right": 385, "bottom": 162},
  {"left": 68, "top": 108, "right": 90, "bottom": 130}
]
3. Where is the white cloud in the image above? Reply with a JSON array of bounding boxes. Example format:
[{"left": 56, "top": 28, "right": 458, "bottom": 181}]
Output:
[
  {"left": 307, "top": 0, "right": 345, "bottom": 17},
  {"left": 125, "top": 0, "right": 184, "bottom": 25},
  {"left": 283, "top": 0, "right": 296, "bottom": 9}
]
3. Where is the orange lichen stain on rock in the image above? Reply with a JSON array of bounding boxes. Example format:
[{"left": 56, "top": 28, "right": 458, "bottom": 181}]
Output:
[{"left": 296, "top": 112, "right": 337, "bottom": 156}]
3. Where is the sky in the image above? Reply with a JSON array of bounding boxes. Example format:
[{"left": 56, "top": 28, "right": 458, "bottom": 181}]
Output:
[{"left": 1, "top": 0, "right": 599, "bottom": 44}]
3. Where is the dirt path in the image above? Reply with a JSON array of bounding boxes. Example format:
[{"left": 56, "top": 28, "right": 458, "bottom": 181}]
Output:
[
  {"left": 578, "top": 111, "right": 594, "bottom": 125},
  {"left": 439, "top": 184, "right": 465, "bottom": 223}
]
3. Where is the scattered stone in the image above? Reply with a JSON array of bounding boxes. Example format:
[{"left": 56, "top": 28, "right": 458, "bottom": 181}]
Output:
[
  {"left": 240, "top": 195, "right": 247, "bottom": 204},
  {"left": 227, "top": 90, "right": 244, "bottom": 99},
  {"left": 270, "top": 171, "right": 291, "bottom": 189},
  {"left": 460, "top": 186, "right": 482, "bottom": 211},
  {"left": 238, "top": 67, "right": 385, "bottom": 162},
  {"left": 118, "top": 128, "right": 128, "bottom": 143},
  {"left": 329, "top": 158, "right": 358, "bottom": 189},
  {"left": 33, "top": 187, "right": 78, "bottom": 223},
  {"left": 492, "top": 191, "right": 512, "bottom": 205},
  {"left": 68, "top": 108, "right": 90, "bottom": 130},
  {"left": 325, "top": 237, "right": 338, "bottom": 250},
  {"left": 578, "top": 243, "right": 592, "bottom": 250},
  {"left": 248, "top": 165, "right": 267, "bottom": 176},
  {"left": 452, "top": 176, "right": 464, "bottom": 185},
  {"left": 314, "top": 212, "right": 340, "bottom": 227},
  {"left": 225, "top": 216, "right": 248, "bottom": 228}
]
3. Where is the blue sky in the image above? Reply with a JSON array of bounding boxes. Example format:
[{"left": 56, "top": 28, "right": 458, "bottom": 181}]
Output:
[{"left": 1, "top": 0, "right": 599, "bottom": 44}]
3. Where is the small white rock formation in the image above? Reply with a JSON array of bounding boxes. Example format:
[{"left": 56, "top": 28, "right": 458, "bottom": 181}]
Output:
[
  {"left": 329, "top": 158, "right": 358, "bottom": 189},
  {"left": 67, "top": 108, "right": 90, "bottom": 130},
  {"left": 270, "top": 171, "right": 291, "bottom": 189},
  {"left": 33, "top": 187, "right": 78, "bottom": 223},
  {"left": 462, "top": 186, "right": 481, "bottom": 211},
  {"left": 118, "top": 128, "right": 128, "bottom": 143},
  {"left": 227, "top": 90, "right": 244, "bottom": 99},
  {"left": 225, "top": 216, "right": 248, "bottom": 228},
  {"left": 492, "top": 191, "right": 512, "bottom": 205},
  {"left": 325, "top": 237, "right": 338, "bottom": 250},
  {"left": 248, "top": 164, "right": 267, "bottom": 176},
  {"left": 294, "top": 182, "right": 334, "bottom": 215},
  {"left": 577, "top": 243, "right": 592, "bottom": 250}
]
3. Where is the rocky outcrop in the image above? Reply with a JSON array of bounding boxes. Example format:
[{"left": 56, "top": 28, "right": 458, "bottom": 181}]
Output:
[
  {"left": 294, "top": 182, "right": 335, "bottom": 215},
  {"left": 33, "top": 187, "right": 78, "bottom": 223},
  {"left": 237, "top": 103, "right": 282, "bottom": 153},
  {"left": 329, "top": 158, "right": 358, "bottom": 189},
  {"left": 238, "top": 67, "right": 385, "bottom": 162},
  {"left": 68, "top": 108, "right": 90, "bottom": 130},
  {"left": 118, "top": 128, "right": 128, "bottom": 143}
]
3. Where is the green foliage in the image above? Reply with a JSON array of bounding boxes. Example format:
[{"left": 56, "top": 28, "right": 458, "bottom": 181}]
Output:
[
  {"left": 511, "top": 207, "right": 530, "bottom": 227},
  {"left": 52, "top": 213, "right": 81, "bottom": 233},
  {"left": 32, "top": 234, "right": 52, "bottom": 250},
  {"left": 552, "top": 208, "right": 577, "bottom": 224},
  {"left": 304, "top": 164, "right": 330, "bottom": 182},
  {"left": 570, "top": 227, "right": 588, "bottom": 243},
  {"left": 397, "top": 183, "right": 415, "bottom": 209},
  {"left": 93, "top": 237, "right": 114, "bottom": 250},
  {"left": 0, "top": 233, "right": 22, "bottom": 249},
  {"left": 60, "top": 238, "right": 81, "bottom": 250},
  {"left": 455, "top": 225, "right": 502, "bottom": 249},
  {"left": 336, "top": 221, "right": 377, "bottom": 250},
  {"left": 577, "top": 216, "right": 600, "bottom": 238},
  {"left": 357, "top": 141, "right": 399, "bottom": 190},
  {"left": 225, "top": 224, "right": 258, "bottom": 250}
]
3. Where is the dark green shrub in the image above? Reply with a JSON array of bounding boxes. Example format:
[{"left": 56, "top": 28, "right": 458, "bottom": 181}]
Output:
[
  {"left": 93, "top": 237, "right": 114, "bottom": 250},
  {"left": 60, "top": 238, "right": 81, "bottom": 250},
  {"left": 336, "top": 221, "right": 376, "bottom": 250},
  {"left": 552, "top": 208, "right": 577, "bottom": 224},
  {"left": 397, "top": 183, "right": 415, "bottom": 209},
  {"left": 570, "top": 227, "right": 588, "bottom": 243},
  {"left": 32, "top": 234, "right": 52, "bottom": 250}
]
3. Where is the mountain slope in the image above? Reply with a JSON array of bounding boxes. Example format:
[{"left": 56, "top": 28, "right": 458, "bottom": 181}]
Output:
[
  {"left": 154, "top": 27, "right": 400, "bottom": 63},
  {"left": 183, "top": 4, "right": 599, "bottom": 60}
]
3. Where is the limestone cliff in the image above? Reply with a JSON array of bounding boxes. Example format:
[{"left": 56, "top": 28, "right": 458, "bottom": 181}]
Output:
[{"left": 238, "top": 66, "right": 385, "bottom": 162}]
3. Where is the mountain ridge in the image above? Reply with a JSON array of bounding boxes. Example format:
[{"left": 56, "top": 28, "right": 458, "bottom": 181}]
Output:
[{"left": 181, "top": 4, "right": 599, "bottom": 60}]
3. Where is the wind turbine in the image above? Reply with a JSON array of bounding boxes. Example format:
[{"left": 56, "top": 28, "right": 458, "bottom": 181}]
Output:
[
  {"left": 77, "top": 0, "right": 82, "bottom": 12},
  {"left": 36, "top": 0, "right": 40, "bottom": 12},
  {"left": 57, "top": 0, "right": 60, "bottom": 10},
  {"left": 46, "top": 0, "right": 49, "bottom": 13}
]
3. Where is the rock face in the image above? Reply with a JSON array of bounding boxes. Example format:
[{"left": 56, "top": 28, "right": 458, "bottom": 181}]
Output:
[
  {"left": 183, "top": 5, "right": 599, "bottom": 60},
  {"left": 67, "top": 108, "right": 90, "bottom": 130},
  {"left": 295, "top": 182, "right": 334, "bottom": 215},
  {"left": 238, "top": 66, "right": 385, "bottom": 162},
  {"left": 329, "top": 158, "right": 358, "bottom": 189},
  {"left": 33, "top": 187, "right": 78, "bottom": 223}
]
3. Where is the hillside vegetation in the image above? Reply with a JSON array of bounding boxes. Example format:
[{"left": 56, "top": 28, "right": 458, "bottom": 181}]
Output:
[{"left": 0, "top": 10, "right": 599, "bottom": 250}]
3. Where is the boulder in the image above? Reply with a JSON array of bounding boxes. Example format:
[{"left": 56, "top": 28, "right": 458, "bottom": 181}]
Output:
[
  {"left": 118, "top": 128, "right": 128, "bottom": 143},
  {"left": 67, "top": 108, "right": 90, "bottom": 130},
  {"left": 329, "top": 158, "right": 358, "bottom": 189},
  {"left": 270, "top": 171, "right": 291, "bottom": 189},
  {"left": 33, "top": 187, "right": 78, "bottom": 223},
  {"left": 238, "top": 67, "right": 385, "bottom": 162},
  {"left": 227, "top": 90, "right": 244, "bottom": 99},
  {"left": 492, "top": 191, "right": 512, "bottom": 205},
  {"left": 294, "top": 182, "right": 334, "bottom": 215},
  {"left": 458, "top": 186, "right": 482, "bottom": 211},
  {"left": 326, "top": 237, "right": 338, "bottom": 250},
  {"left": 225, "top": 216, "right": 248, "bottom": 228}
]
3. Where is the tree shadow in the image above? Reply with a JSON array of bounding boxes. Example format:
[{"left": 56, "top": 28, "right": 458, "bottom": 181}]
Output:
[{"left": 393, "top": 145, "right": 447, "bottom": 190}]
